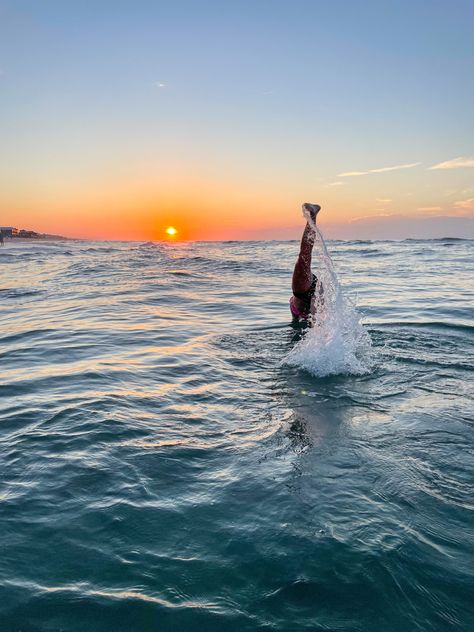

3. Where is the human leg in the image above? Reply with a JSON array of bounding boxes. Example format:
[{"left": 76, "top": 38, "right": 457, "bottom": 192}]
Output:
[{"left": 292, "top": 203, "right": 320, "bottom": 295}]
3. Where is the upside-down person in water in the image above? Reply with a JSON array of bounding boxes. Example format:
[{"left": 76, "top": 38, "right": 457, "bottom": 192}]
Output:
[{"left": 289, "top": 203, "right": 323, "bottom": 322}]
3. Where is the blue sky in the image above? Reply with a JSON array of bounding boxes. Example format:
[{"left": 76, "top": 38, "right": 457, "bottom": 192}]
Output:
[{"left": 0, "top": 0, "right": 473, "bottom": 239}]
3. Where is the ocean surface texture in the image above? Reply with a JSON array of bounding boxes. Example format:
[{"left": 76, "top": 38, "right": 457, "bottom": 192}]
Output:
[{"left": 1, "top": 238, "right": 473, "bottom": 632}]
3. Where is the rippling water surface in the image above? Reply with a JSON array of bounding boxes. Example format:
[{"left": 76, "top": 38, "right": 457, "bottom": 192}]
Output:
[{"left": 1, "top": 238, "right": 473, "bottom": 631}]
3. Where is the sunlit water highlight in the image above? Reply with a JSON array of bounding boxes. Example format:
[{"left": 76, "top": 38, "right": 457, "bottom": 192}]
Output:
[{"left": 0, "top": 238, "right": 473, "bottom": 631}]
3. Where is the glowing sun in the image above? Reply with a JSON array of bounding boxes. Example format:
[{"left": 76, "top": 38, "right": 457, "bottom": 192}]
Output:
[{"left": 165, "top": 226, "right": 177, "bottom": 236}]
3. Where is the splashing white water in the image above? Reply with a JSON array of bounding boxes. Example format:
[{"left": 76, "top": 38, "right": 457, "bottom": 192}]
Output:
[{"left": 284, "top": 209, "right": 373, "bottom": 377}]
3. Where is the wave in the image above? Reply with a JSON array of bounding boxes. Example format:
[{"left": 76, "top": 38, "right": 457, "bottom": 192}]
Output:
[
  {"left": 402, "top": 237, "right": 473, "bottom": 243},
  {"left": 0, "top": 288, "right": 45, "bottom": 299},
  {"left": 369, "top": 320, "right": 474, "bottom": 334}
]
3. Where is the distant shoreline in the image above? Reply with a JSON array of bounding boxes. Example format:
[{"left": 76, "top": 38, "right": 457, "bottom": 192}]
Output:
[
  {"left": 2, "top": 235, "right": 72, "bottom": 242},
  {"left": 8, "top": 236, "right": 72, "bottom": 242}
]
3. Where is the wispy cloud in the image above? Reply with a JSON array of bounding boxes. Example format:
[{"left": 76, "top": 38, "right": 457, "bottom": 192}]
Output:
[
  {"left": 430, "top": 157, "right": 474, "bottom": 170},
  {"left": 339, "top": 171, "right": 368, "bottom": 177},
  {"left": 154, "top": 81, "right": 167, "bottom": 88},
  {"left": 326, "top": 181, "right": 346, "bottom": 187},
  {"left": 454, "top": 198, "right": 474, "bottom": 209},
  {"left": 349, "top": 213, "right": 394, "bottom": 223},
  {"left": 338, "top": 162, "right": 420, "bottom": 177},
  {"left": 418, "top": 206, "right": 442, "bottom": 212},
  {"left": 376, "top": 198, "right": 392, "bottom": 203}
]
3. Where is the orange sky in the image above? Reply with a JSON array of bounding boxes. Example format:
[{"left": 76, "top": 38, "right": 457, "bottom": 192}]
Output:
[{"left": 3, "top": 159, "right": 473, "bottom": 240}]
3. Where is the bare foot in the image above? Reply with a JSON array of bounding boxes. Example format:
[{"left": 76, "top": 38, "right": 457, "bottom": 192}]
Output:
[{"left": 302, "top": 202, "right": 321, "bottom": 223}]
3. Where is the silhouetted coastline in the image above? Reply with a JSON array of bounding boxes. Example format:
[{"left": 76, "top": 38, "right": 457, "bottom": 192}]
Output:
[{"left": 0, "top": 226, "right": 70, "bottom": 240}]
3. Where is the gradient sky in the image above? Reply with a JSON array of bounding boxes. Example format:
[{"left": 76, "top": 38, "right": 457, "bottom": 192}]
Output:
[{"left": 0, "top": 0, "right": 473, "bottom": 240}]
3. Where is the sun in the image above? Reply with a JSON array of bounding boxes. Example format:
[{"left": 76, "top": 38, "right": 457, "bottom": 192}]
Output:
[{"left": 165, "top": 226, "right": 177, "bottom": 236}]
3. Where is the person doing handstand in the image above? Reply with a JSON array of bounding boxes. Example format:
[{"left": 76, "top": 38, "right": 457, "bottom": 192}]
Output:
[{"left": 289, "top": 203, "right": 322, "bottom": 321}]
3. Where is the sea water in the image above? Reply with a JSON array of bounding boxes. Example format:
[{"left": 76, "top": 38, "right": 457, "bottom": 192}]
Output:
[{"left": 0, "top": 237, "right": 473, "bottom": 631}]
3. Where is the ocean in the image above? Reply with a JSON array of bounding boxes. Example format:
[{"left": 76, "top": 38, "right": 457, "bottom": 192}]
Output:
[{"left": 0, "top": 237, "right": 473, "bottom": 631}]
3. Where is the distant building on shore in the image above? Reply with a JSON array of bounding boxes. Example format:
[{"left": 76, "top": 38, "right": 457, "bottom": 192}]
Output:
[
  {"left": 17, "top": 229, "right": 40, "bottom": 238},
  {"left": 0, "top": 227, "right": 18, "bottom": 239}
]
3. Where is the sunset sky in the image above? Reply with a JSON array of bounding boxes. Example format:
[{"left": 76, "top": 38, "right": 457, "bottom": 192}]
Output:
[{"left": 0, "top": 0, "right": 473, "bottom": 240}]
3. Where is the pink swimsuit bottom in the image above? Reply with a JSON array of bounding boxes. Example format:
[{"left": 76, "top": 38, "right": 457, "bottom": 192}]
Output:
[{"left": 289, "top": 296, "right": 310, "bottom": 320}]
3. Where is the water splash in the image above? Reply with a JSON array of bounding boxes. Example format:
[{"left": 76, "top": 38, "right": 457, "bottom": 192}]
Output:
[{"left": 284, "top": 209, "right": 373, "bottom": 377}]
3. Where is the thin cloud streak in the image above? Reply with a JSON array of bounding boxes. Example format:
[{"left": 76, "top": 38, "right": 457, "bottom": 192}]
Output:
[
  {"left": 454, "top": 198, "right": 474, "bottom": 209},
  {"left": 349, "top": 213, "right": 393, "bottom": 223},
  {"left": 430, "top": 157, "right": 474, "bottom": 170},
  {"left": 338, "top": 162, "right": 420, "bottom": 177}
]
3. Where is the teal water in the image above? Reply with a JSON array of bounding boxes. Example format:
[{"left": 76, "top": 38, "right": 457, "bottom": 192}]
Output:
[{"left": 1, "top": 238, "right": 473, "bottom": 631}]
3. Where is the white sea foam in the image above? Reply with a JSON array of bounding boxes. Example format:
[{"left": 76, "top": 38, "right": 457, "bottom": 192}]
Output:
[{"left": 284, "top": 209, "right": 373, "bottom": 377}]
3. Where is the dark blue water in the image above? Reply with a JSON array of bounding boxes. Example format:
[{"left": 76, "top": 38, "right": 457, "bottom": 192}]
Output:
[{"left": 1, "top": 238, "right": 473, "bottom": 631}]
